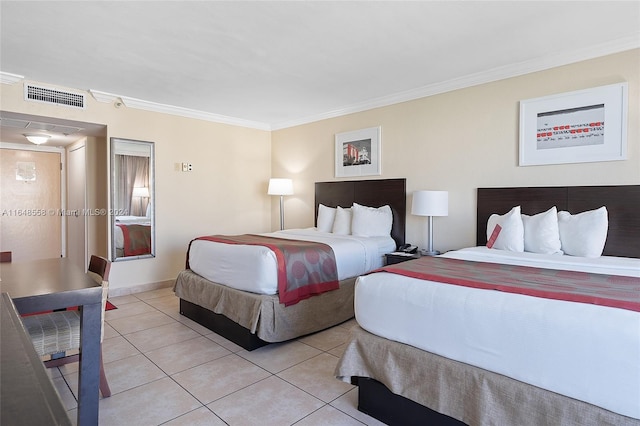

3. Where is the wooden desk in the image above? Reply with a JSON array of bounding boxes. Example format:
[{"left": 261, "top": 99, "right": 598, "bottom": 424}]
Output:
[
  {"left": 0, "top": 258, "right": 102, "bottom": 425},
  {"left": 1, "top": 293, "right": 72, "bottom": 425}
]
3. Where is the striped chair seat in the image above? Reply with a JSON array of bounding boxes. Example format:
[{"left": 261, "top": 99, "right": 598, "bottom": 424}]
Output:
[{"left": 22, "top": 310, "right": 81, "bottom": 357}]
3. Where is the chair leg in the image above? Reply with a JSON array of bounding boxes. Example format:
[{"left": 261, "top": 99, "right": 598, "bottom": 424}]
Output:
[
  {"left": 43, "top": 351, "right": 110, "bottom": 397},
  {"left": 99, "top": 352, "right": 111, "bottom": 398}
]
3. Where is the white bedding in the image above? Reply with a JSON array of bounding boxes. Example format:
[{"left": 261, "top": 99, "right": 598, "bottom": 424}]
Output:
[
  {"left": 116, "top": 215, "right": 151, "bottom": 224},
  {"left": 114, "top": 216, "right": 151, "bottom": 249},
  {"left": 188, "top": 228, "right": 396, "bottom": 295},
  {"left": 355, "top": 247, "right": 640, "bottom": 419}
]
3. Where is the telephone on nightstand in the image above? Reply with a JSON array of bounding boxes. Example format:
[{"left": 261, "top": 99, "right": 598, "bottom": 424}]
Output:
[{"left": 398, "top": 244, "right": 418, "bottom": 254}]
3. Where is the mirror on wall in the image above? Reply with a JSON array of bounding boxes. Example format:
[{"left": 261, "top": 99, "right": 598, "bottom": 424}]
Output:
[{"left": 110, "top": 138, "right": 155, "bottom": 261}]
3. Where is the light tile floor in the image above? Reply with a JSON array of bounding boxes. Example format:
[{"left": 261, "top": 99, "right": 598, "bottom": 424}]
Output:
[{"left": 48, "top": 287, "right": 386, "bottom": 425}]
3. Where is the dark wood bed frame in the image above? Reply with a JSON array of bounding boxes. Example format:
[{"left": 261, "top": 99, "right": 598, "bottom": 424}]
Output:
[
  {"left": 315, "top": 178, "right": 406, "bottom": 249},
  {"left": 356, "top": 184, "right": 640, "bottom": 425},
  {"left": 179, "top": 178, "right": 406, "bottom": 350},
  {"left": 476, "top": 185, "right": 640, "bottom": 258}
]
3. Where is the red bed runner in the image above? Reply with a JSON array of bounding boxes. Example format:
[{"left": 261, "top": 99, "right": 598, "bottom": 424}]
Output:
[
  {"left": 374, "top": 256, "right": 640, "bottom": 312},
  {"left": 117, "top": 224, "right": 152, "bottom": 256},
  {"left": 189, "top": 235, "right": 339, "bottom": 306}
]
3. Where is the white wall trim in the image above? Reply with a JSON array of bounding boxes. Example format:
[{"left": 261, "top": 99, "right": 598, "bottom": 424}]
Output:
[
  {"left": 0, "top": 72, "right": 24, "bottom": 85},
  {"left": 0, "top": 142, "right": 64, "bottom": 153},
  {"left": 271, "top": 36, "right": 640, "bottom": 130},
  {"left": 89, "top": 89, "right": 272, "bottom": 131},
  {"left": 89, "top": 89, "right": 120, "bottom": 104}
]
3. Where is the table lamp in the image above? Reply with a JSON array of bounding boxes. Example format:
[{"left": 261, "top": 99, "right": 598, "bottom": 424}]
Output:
[{"left": 411, "top": 190, "right": 448, "bottom": 256}]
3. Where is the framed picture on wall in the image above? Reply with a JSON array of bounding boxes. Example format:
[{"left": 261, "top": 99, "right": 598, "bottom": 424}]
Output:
[
  {"left": 519, "top": 83, "right": 628, "bottom": 166},
  {"left": 335, "top": 126, "right": 381, "bottom": 177}
]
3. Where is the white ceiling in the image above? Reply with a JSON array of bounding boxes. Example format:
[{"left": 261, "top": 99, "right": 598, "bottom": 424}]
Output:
[
  {"left": 1, "top": 1, "right": 639, "bottom": 139},
  {"left": 0, "top": 111, "right": 106, "bottom": 147}
]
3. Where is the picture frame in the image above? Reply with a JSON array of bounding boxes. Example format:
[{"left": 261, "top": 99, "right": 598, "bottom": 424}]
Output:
[
  {"left": 335, "top": 126, "right": 381, "bottom": 177},
  {"left": 519, "top": 83, "right": 627, "bottom": 166}
]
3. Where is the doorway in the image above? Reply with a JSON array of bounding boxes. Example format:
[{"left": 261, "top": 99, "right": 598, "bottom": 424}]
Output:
[
  {"left": 0, "top": 148, "right": 62, "bottom": 261},
  {"left": 1, "top": 111, "right": 108, "bottom": 264}
]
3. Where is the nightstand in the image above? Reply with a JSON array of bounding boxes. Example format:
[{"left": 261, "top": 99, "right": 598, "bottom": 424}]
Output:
[{"left": 385, "top": 251, "right": 421, "bottom": 265}]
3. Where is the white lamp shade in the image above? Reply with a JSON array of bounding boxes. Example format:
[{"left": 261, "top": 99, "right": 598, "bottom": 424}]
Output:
[
  {"left": 132, "top": 187, "right": 150, "bottom": 198},
  {"left": 411, "top": 190, "right": 448, "bottom": 217},
  {"left": 268, "top": 178, "right": 293, "bottom": 195}
]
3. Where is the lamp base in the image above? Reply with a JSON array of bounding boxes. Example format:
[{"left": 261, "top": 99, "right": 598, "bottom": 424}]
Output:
[{"left": 420, "top": 249, "right": 440, "bottom": 257}]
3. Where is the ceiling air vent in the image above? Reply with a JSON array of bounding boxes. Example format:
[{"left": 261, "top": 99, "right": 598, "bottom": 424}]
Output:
[{"left": 24, "top": 84, "right": 86, "bottom": 109}]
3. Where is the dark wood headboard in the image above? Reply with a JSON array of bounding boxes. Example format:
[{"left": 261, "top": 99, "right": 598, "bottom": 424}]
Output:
[
  {"left": 477, "top": 185, "right": 640, "bottom": 258},
  {"left": 315, "top": 178, "right": 406, "bottom": 249}
]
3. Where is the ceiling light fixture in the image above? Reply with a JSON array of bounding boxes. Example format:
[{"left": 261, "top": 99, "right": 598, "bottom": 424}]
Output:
[{"left": 24, "top": 134, "right": 51, "bottom": 145}]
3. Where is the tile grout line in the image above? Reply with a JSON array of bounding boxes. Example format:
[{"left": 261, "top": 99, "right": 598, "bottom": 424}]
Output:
[
  {"left": 108, "top": 297, "right": 263, "bottom": 422},
  {"left": 90, "top": 291, "right": 366, "bottom": 425}
]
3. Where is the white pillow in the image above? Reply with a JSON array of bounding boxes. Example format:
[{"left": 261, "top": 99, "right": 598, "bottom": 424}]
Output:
[
  {"left": 486, "top": 206, "right": 524, "bottom": 252},
  {"left": 316, "top": 204, "right": 336, "bottom": 233},
  {"left": 332, "top": 206, "right": 352, "bottom": 235},
  {"left": 521, "top": 206, "right": 563, "bottom": 254},
  {"left": 557, "top": 207, "right": 608, "bottom": 257},
  {"left": 351, "top": 203, "right": 393, "bottom": 237}
]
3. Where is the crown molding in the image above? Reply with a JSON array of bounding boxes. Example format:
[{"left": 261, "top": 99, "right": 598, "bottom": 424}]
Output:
[
  {"left": 271, "top": 35, "right": 640, "bottom": 130},
  {"left": 89, "top": 89, "right": 120, "bottom": 103},
  {"left": 0, "top": 72, "right": 24, "bottom": 85},
  {"left": 89, "top": 89, "right": 271, "bottom": 130},
  {"left": 118, "top": 95, "right": 272, "bottom": 131}
]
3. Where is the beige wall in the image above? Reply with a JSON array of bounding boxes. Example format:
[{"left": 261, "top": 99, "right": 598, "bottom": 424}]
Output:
[
  {"left": 0, "top": 82, "right": 272, "bottom": 292},
  {"left": 86, "top": 136, "right": 109, "bottom": 262},
  {"left": 271, "top": 49, "right": 640, "bottom": 252}
]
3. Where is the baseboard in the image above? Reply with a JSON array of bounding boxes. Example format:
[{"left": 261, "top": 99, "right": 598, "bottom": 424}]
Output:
[{"left": 108, "top": 279, "right": 174, "bottom": 297}]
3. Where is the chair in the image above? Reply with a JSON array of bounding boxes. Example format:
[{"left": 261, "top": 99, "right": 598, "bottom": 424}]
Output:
[{"left": 21, "top": 255, "right": 112, "bottom": 398}]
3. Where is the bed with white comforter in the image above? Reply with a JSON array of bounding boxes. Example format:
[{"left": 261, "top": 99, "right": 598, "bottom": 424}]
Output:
[
  {"left": 174, "top": 228, "right": 398, "bottom": 348},
  {"left": 114, "top": 215, "right": 152, "bottom": 257},
  {"left": 175, "top": 178, "right": 407, "bottom": 351},
  {"left": 188, "top": 228, "right": 395, "bottom": 294},
  {"left": 335, "top": 184, "right": 640, "bottom": 425},
  {"left": 352, "top": 247, "right": 640, "bottom": 421}
]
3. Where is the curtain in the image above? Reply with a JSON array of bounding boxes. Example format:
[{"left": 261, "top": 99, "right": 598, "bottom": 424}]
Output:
[{"left": 115, "top": 155, "right": 149, "bottom": 216}]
